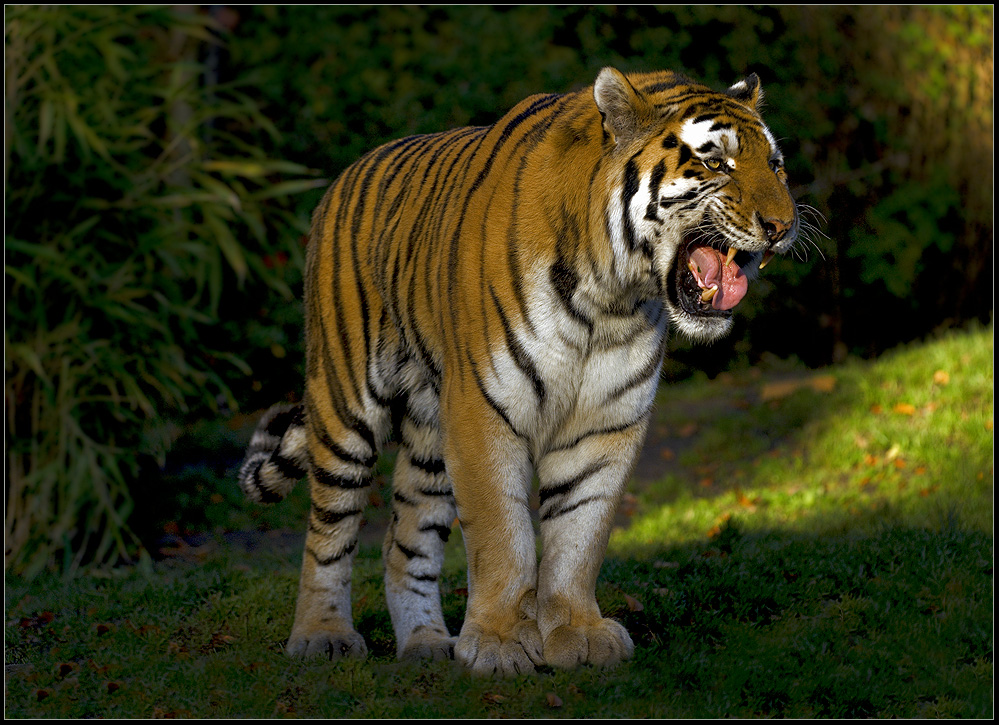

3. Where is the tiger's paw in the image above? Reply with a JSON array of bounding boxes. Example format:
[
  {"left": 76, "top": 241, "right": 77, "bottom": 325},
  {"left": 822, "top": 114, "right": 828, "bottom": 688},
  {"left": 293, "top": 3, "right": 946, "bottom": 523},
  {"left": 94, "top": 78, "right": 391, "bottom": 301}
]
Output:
[
  {"left": 455, "top": 620, "right": 545, "bottom": 677},
  {"left": 543, "top": 618, "right": 634, "bottom": 669},
  {"left": 286, "top": 627, "right": 368, "bottom": 660},
  {"left": 399, "top": 626, "right": 457, "bottom": 661}
]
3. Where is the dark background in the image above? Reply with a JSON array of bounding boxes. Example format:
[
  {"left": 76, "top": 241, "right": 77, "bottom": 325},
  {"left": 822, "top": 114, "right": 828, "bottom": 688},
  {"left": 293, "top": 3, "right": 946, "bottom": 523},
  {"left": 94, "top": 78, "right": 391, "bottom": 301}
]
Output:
[{"left": 5, "top": 6, "right": 993, "bottom": 573}]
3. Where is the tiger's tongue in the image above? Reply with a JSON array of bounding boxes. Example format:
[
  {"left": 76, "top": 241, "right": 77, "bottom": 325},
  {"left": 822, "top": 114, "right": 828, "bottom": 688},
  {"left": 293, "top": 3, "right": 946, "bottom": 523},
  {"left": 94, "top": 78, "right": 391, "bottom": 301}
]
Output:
[{"left": 688, "top": 246, "right": 748, "bottom": 311}]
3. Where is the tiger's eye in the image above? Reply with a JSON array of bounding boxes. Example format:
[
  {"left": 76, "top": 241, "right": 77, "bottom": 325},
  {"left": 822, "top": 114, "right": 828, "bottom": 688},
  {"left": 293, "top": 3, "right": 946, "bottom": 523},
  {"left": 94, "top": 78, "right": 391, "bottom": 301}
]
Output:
[{"left": 704, "top": 158, "right": 723, "bottom": 171}]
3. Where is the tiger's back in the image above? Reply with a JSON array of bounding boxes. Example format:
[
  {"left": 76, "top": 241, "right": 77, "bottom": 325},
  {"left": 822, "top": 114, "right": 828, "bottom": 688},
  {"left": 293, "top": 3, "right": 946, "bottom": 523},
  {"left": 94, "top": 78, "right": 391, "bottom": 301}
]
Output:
[{"left": 239, "top": 68, "right": 799, "bottom": 675}]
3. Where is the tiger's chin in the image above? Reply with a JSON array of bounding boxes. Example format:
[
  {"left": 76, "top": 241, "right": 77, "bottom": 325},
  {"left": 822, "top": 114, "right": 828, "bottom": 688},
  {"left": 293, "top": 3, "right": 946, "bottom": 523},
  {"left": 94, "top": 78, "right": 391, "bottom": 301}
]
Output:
[{"left": 662, "top": 236, "right": 765, "bottom": 343}]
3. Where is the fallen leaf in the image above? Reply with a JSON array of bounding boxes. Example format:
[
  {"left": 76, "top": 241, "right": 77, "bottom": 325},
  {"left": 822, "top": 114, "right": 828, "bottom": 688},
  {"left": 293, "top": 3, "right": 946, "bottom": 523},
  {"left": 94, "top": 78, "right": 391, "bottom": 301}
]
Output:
[
  {"left": 759, "top": 374, "right": 836, "bottom": 402},
  {"left": 893, "top": 403, "right": 917, "bottom": 416},
  {"left": 809, "top": 374, "right": 837, "bottom": 393},
  {"left": 482, "top": 693, "right": 505, "bottom": 704},
  {"left": 933, "top": 370, "right": 950, "bottom": 385},
  {"left": 56, "top": 662, "right": 77, "bottom": 678},
  {"left": 623, "top": 593, "right": 644, "bottom": 612},
  {"left": 678, "top": 423, "right": 699, "bottom": 438},
  {"left": 546, "top": 693, "right": 564, "bottom": 708},
  {"left": 659, "top": 447, "right": 676, "bottom": 461}
]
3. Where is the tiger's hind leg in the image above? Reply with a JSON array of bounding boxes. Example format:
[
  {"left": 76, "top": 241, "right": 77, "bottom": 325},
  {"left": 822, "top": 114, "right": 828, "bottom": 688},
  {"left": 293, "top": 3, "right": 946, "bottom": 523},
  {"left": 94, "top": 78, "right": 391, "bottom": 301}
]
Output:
[
  {"left": 285, "top": 399, "right": 385, "bottom": 660},
  {"left": 383, "top": 379, "right": 458, "bottom": 661}
]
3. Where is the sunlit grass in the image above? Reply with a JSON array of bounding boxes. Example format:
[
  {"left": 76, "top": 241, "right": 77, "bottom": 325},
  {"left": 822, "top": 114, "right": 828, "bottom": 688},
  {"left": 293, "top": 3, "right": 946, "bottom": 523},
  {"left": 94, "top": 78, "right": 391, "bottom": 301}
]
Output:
[{"left": 614, "top": 323, "right": 993, "bottom": 555}]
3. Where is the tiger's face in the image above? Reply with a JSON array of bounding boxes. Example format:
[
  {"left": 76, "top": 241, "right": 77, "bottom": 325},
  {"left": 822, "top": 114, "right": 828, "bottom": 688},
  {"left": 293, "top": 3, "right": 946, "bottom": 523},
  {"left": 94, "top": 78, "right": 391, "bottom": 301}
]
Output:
[{"left": 595, "top": 68, "right": 799, "bottom": 342}]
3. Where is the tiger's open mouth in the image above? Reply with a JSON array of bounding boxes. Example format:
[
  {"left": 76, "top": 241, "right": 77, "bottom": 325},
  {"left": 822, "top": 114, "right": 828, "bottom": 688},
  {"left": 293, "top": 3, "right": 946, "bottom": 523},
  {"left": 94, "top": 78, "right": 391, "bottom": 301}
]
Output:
[{"left": 673, "top": 236, "right": 758, "bottom": 318}]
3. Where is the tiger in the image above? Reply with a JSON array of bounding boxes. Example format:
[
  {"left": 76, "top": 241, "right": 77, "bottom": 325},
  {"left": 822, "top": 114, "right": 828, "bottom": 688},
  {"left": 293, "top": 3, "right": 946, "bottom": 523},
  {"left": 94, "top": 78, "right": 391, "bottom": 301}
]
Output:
[{"left": 238, "top": 66, "right": 799, "bottom": 676}]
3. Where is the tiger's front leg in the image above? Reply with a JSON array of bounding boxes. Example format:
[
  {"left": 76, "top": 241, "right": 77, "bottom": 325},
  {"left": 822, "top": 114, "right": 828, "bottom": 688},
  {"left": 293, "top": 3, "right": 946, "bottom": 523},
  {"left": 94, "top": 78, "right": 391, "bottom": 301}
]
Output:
[
  {"left": 441, "top": 384, "right": 545, "bottom": 677},
  {"left": 534, "top": 419, "right": 650, "bottom": 669}
]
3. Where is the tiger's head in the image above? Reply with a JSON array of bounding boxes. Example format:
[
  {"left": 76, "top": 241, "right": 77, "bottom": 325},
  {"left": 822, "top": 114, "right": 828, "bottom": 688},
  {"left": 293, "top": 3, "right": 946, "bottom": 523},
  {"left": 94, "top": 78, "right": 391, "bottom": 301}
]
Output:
[{"left": 593, "top": 67, "right": 799, "bottom": 342}]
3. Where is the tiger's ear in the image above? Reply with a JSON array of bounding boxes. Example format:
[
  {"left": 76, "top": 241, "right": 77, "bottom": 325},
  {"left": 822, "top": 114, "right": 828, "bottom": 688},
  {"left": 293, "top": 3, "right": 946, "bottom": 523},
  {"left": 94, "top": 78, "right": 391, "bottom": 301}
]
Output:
[
  {"left": 726, "top": 73, "right": 763, "bottom": 110},
  {"left": 593, "top": 67, "right": 649, "bottom": 145}
]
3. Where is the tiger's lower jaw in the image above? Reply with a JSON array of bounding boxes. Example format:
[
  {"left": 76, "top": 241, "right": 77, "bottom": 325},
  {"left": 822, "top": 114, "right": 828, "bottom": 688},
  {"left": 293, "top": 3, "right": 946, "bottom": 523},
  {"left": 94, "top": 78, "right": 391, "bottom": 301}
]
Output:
[
  {"left": 661, "top": 258, "right": 734, "bottom": 344},
  {"left": 661, "top": 239, "right": 763, "bottom": 342}
]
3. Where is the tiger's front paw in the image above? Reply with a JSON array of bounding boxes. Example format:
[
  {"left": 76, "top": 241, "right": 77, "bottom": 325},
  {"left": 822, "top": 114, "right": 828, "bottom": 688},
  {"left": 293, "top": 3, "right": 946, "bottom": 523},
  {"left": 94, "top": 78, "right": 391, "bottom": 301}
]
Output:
[
  {"left": 543, "top": 618, "right": 633, "bottom": 669},
  {"left": 286, "top": 626, "right": 368, "bottom": 660},
  {"left": 455, "top": 619, "right": 545, "bottom": 677}
]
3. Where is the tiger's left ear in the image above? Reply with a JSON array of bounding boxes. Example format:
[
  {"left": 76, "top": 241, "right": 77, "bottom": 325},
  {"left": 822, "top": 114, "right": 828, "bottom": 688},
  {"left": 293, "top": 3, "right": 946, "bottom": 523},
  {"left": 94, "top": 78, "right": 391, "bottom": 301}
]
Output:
[
  {"left": 726, "top": 73, "right": 763, "bottom": 110},
  {"left": 593, "top": 67, "right": 650, "bottom": 145}
]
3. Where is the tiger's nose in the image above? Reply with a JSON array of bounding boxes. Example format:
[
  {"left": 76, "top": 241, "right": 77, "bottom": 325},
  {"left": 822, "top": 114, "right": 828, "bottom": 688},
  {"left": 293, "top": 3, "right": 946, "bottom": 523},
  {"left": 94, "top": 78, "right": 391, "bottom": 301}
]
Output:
[{"left": 762, "top": 217, "right": 791, "bottom": 243}]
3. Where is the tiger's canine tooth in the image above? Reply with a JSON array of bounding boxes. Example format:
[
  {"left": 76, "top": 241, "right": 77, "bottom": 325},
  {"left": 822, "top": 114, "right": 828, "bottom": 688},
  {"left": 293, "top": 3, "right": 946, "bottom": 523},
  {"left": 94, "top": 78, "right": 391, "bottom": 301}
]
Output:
[
  {"left": 724, "top": 248, "right": 737, "bottom": 267},
  {"left": 701, "top": 286, "right": 718, "bottom": 303},
  {"left": 759, "top": 250, "right": 775, "bottom": 269}
]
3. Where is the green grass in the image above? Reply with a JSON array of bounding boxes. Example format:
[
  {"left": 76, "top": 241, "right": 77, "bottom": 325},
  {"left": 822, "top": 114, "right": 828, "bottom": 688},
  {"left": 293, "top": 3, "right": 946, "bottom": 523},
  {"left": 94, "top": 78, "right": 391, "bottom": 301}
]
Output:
[{"left": 5, "top": 325, "right": 993, "bottom": 718}]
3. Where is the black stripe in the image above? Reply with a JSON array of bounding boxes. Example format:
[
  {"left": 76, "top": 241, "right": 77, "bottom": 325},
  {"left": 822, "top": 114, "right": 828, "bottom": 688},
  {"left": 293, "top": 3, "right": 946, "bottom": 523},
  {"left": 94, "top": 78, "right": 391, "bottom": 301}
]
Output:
[
  {"left": 416, "top": 487, "right": 454, "bottom": 498},
  {"left": 395, "top": 541, "right": 426, "bottom": 559},
  {"left": 409, "top": 454, "right": 446, "bottom": 476},
  {"left": 270, "top": 451, "right": 307, "bottom": 481},
  {"left": 467, "top": 349, "right": 526, "bottom": 439},
  {"left": 604, "top": 351, "right": 664, "bottom": 404},
  {"left": 639, "top": 76, "right": 699, "bottom": 94},
  {"left": 538, "top": 459, "right": 609, "bottom": 508},
  {"left": 541, "top": 494, "right": 606, "bottom": 522},
  {"left": 264, "top": 406, "right": 302, "bottom": 437},
  {"left": 621, "top": 154, "right": 642, "bottom": 251},
  {"left": 549, "top": 256, "right": 592, "bottom": 332},
  {"left": 393, "top": 490, "right": 419, "bottom": 507},
  {"left": 548, "top": 413, "right": 649, "bottom": 454},
  {"left": 311, "top": 504, "right": 362, "bottom": 526},
  {"left": 419, "top": 523, "right": 452, "bottom": 543},
  {"left": 314, "top": 424, "right": 378, "bottom": 468},
  {"left": 644, "top": 159, "right": 668, "bottom": 221},
  {"left": 308, "top": 541, "right": 356, "bottom": 566},
  {"left": 661, "top": 187, "right": 700, "bottom": 206},
  {"left": 312, "top": 466, "right": 371, "bottom": 490},
  {"left": 249, "top": 461, "right": 285, "bottom": 503},
  {"left": 489, "top": 285, "right": 546, "bottom": 405},
  {"left": 677, "top": 144, "right": 692, "bottom": 167}
]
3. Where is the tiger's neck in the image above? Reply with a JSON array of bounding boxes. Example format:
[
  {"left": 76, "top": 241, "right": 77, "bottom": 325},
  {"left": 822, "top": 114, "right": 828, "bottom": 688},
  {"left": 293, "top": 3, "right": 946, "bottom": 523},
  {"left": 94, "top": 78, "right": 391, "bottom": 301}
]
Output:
[{"left": 528, "top": 92, "right": 662, "bottom": 320}]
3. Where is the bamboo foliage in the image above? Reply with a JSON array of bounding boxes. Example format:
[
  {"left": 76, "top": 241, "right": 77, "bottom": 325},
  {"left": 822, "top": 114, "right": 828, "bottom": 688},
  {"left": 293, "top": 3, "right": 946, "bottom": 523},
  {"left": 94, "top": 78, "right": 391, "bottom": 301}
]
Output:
[{"left": 5, "top": 6, "right": 323, "bottom": 575}]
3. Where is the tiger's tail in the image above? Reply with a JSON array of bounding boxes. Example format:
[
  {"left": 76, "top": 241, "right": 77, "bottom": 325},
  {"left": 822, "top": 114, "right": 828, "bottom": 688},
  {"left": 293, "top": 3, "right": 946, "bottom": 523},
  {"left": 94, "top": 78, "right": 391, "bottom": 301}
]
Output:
[{"left": 237, "top": 403, "right": 309, "bottom": 503}]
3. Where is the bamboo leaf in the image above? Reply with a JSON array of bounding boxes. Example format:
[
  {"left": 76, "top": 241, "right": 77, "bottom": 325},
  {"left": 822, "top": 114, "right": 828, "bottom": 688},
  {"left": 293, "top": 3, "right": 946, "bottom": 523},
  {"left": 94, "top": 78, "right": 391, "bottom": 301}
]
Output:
[
  {"left": 249, "top": 178, "right": 329, "bottom": 201},
  {"left": 203, "top": 210, "right": 247, "bottom": 286}
]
